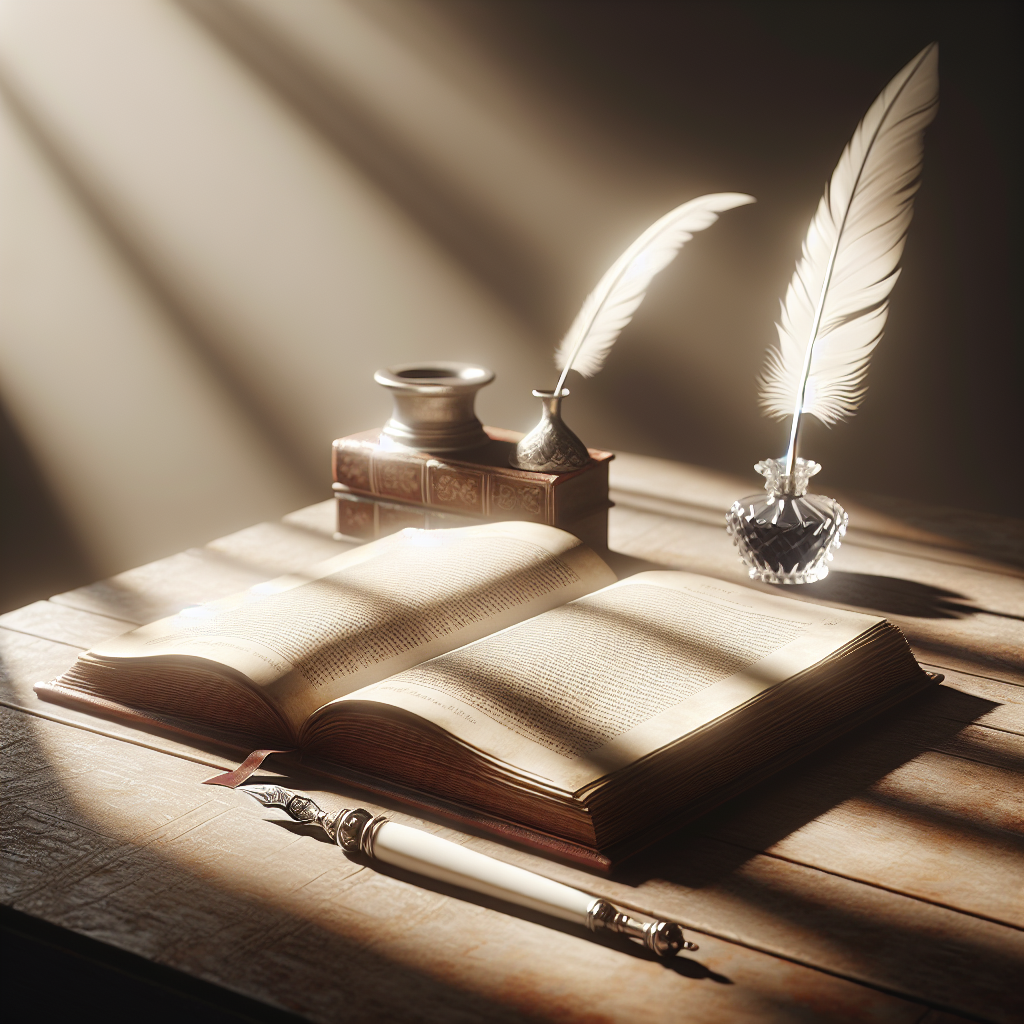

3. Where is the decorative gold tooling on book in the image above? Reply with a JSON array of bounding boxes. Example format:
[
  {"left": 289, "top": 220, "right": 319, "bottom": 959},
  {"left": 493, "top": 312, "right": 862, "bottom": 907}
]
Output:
[
  {"left": 493, "top": 481, "right": 544, "bottom": 516},
  {"left": 335, "top": 450, "right": 371, "bottom": 491},
  {"left": 377, "top": 460, "right": 422, "bottom": 500},
  {"left": 434, "top": 472, "right": 481, "bottom": 506},
  {"left": 399, "top": 585, "right": 810, "bottom": 758},
  {"left": 147, "top": 538, "right": 580, "bottom": 689}
]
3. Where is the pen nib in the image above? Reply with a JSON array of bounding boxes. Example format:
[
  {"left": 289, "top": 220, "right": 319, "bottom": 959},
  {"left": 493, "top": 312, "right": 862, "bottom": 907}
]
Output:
[
  {"left": 242, "top": 784, "right": 326, "bottom": 827},
  {"left": 243, "top": 783, "right": 299, "bottom": 811}
]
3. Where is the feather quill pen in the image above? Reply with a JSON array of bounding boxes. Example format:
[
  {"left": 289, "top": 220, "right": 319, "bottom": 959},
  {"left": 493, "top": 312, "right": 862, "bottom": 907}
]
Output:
[
  {"left": 553, "top": 193, "right": 755, "bottom": 395},
  {"left": 760, "top": 44, "right": 939, "bottom": 474}
]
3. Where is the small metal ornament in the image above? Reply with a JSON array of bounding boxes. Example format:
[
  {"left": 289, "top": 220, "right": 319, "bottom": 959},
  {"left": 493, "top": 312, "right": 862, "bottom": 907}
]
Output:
[
  {"left": 585, "top": 898, "right": 691, "bottom": 957},
  {"left": 726, "top": 457, "right": 848, "bottom": 585},
  {"left": 509, "top": 389, "right": 591, "bottom": 473}
]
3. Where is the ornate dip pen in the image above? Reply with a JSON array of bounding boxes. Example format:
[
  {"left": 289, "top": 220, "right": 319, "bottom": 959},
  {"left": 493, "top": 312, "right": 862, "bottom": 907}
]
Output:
[
  {"left": 242, "top": 784, "right": 698, "bottom": 958},
  {"left": 728, "top": 44, "right": 939, "bottom": 584},
  {"left": 512, "top": 193, "right": 755, "bottom": 472}
]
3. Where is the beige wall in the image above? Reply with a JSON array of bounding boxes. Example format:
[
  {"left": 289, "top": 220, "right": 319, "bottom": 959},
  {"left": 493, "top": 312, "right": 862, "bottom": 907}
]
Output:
[{"left": 1, "top": 0, "right": 1018, "bottom": 600}]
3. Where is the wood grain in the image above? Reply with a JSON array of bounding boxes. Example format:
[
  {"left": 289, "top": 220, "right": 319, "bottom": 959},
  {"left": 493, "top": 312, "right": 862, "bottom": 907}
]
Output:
[
  {"left": 0, "top": 600, "right": 135, "bottom": 648},
  {"left": 47, "top": 516, "right": 354, "bottom": 625},
  {"left": 3, "top": 708, "right": 931, "bottom": 1024},
  {"left": 700, "top": 731, "right": 1024, "bottom": 927},
  {"left": 925, "top": 668, "right": 1024, "bottom": 736},
  {"left": 3, "top": 615, "right": 1021, "bottom": 1020},
  {"left": 608, "top": 496, "right": 1024, "bottom": 683},
  {"left": 3, "top": 465, "right": 1022, "bottom": 1023}
]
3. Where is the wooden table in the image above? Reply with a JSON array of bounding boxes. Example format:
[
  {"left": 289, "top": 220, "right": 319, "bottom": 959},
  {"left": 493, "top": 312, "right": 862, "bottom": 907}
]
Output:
[{"left": 3, "top": 453, "right": 1021, "bottom": 1023}]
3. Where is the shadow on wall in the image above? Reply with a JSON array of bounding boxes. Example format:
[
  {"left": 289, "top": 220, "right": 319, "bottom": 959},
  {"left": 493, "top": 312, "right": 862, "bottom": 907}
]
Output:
[
  {"left": 0, "top": 401, "right": 94, "bottom": 612},
  {"left": 0, "top": 0, "right": 1020, "bottom": 607}
]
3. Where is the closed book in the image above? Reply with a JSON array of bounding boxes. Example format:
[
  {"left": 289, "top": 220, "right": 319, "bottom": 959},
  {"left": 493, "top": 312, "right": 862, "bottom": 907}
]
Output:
[
  {"left": 333, "top": 484, "right": 610, "bottom": 552},
  {"left": 332, "top": 426, "right": 612, "bottom": 531}
]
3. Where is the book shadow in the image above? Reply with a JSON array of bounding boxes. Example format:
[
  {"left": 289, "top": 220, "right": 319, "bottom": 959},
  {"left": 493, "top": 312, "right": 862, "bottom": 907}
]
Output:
[
  {"left": 614, "top": 683, "right": 1002, "bottom": 891},
  {"left": 602, "top": 550, "right": 671, "bottom": 580}
]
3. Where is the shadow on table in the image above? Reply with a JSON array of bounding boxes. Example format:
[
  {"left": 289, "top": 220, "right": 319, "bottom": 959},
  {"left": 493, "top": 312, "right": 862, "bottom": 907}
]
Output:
[
  {"left": 811, "top": 571, "right": 1023, "bottom": 621},
  {"left": 8, "top": 676, "right": 1017, "bottom": 1020},
  {"left": 610, "top": 681, "right": 1024, "bottom": 1016},
  {"left": 2, "top": 709, "right": 543, "bottom": 1024},
  {"left": 618, "top": 683, "right": 1003, "bottom": 892},
  {"left": 610, "top": 553, "right": 1023, "bottom": 624}
]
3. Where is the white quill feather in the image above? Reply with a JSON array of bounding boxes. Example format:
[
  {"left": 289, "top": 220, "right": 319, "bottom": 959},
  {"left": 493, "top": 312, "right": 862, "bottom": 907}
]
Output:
[
  {"left": 759, "top": 44, "right": 939, "bottom": 471},
  {"left": 554, "top": 193, "right": 755, "bottom": 394}
]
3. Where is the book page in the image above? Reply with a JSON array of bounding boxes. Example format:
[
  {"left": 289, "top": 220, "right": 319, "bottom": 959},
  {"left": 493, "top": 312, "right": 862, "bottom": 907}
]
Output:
[
  {"left": 83, "top": 523, "right": 615, "bottom": 732},
  {"left": 327, "top": 571, "right": 881, "bottom": 792}
]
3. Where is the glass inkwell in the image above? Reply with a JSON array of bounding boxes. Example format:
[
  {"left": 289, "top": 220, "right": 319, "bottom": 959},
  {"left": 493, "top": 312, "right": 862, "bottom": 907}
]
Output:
[
  {"left": 727, "top": 44, "right": 939, "bottom": 584},
  {"left": 726, "top": 457, "right": 847, "bottom": 585}
]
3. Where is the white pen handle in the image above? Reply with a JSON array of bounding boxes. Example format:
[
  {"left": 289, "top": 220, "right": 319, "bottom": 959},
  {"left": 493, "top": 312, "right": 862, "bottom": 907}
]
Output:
[
  {"left": 372, "top": 820, "right": 593, "bottom": 924},
  {"left": 243, "top": 785, "right": 697, "bottom": 956},
  {"left": 355, "top": 812, "right": 698, "bottom": 956}
]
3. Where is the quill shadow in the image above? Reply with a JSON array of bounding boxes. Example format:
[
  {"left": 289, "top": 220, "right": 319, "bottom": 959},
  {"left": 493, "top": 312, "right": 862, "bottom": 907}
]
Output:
[{"left": 810, "top": 571, "right": 1023, "bottom": 621}]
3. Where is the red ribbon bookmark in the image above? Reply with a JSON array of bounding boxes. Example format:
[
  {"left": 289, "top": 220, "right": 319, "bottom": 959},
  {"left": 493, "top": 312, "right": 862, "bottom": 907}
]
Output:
[{"left": 203, "top": 749, "right": 293, "bottom": 789}]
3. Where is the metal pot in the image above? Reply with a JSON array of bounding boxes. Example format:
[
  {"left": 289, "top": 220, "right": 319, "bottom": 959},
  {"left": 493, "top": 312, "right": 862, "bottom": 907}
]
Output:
[{"left": 374, "top": 362, "right": 494, "bottom": 452}]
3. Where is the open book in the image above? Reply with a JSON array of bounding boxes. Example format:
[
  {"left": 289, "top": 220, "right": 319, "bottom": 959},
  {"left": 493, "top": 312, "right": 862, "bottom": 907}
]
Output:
[{"left": 38, "top": 522, "right": 934, "bottom": 869}]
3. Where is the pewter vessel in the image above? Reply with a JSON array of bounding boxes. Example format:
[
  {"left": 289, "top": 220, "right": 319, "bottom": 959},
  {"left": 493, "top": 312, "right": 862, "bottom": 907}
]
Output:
[
  {"left": 375, "top": 362, "right": 494, "bottom": 453},
  {"left": 510, "top": 389, "right": 590, "bottom": 473}
]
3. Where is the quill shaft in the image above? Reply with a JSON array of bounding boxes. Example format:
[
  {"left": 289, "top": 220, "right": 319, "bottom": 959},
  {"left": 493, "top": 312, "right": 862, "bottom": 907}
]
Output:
[
  {"left": 554, "top": 193, "right": 754, "bottom": 394},
  {"left": 758, "top": 44, "right": 938, "bottom": 471},
  {"left": 374, "top": 823, "right": 699, "bottom": 954},
  {"left": 784, "top": 43, "right": 936, "bottom": 474},
  {"left": 784, "top": 234, "right": 843, "bottom": 472},
  {"left": 554, "top": 250, "right": 636, "bottom": 397}
]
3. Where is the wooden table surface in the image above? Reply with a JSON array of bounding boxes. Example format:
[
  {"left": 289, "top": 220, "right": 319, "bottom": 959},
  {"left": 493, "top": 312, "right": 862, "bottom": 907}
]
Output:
[{"left": 2, "top": 453, "right": 1021, "bottom": 1023}]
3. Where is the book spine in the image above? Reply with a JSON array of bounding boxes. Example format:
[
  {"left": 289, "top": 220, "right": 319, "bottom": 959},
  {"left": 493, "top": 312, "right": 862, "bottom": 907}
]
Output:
[
  {"left": 333, "top": 439, "right": 555, "bottom": 525},
  {"left": 334, "top": 488, "right": 487, "bottom": 541},
  {"left": 335, "top": 486, "right": 609, "bottom": 552}
]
